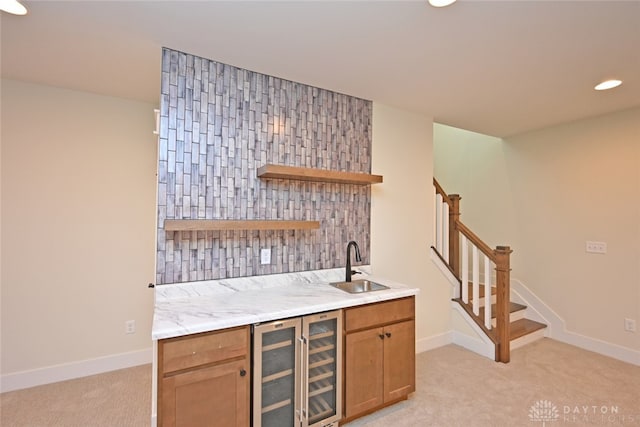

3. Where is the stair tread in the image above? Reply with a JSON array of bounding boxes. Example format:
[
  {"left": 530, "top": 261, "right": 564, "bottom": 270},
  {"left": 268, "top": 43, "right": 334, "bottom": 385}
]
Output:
[
  {"left": 478, "top": 302, "right": 527, "bottom": 321},
  {"left": 510, "top": 318, "right": 547, "bottom": 341}
]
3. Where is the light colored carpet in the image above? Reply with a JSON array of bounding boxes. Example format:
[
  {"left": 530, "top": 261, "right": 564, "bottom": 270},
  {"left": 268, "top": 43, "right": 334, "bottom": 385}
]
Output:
[
  {"left": 349, "top": 338, "right": 640, "bottom": 426},
  {"left": 0, "top": 364, "right": 151, "bottom": 427},
  {"left": 1, "top": 338, "right": 638, "bottom": 426}
]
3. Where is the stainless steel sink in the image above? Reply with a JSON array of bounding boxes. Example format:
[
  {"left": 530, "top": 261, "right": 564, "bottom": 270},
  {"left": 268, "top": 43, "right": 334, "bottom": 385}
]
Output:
[{"left": 330, "top": 279, "right": 389, "bottom": 294}]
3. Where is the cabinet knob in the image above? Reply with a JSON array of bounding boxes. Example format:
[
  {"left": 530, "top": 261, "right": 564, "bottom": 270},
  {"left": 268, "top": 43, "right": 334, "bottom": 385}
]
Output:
[
  {"left": 240, "top": 369, "right": 247, "bottom": 377},
  {"left": 385, "top": 332, "right": 392, "bottom": 338},
  {"left": 378, "top": 334, "right": 385, "bottom": 340}
]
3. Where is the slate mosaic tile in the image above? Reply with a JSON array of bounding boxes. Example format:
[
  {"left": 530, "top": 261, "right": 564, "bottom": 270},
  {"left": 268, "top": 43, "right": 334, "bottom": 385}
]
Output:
[{"left": 156, "top": 48, "right": 372, "bottom": 284}]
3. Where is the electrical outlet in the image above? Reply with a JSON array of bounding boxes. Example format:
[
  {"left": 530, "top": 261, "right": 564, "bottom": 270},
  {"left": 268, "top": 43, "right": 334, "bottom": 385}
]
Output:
[
  {"left": 125, "top": 320, "right": 136, "bottom": 334},
  {"left": 624, "top": 318, "right": 636, "bottom": 332},
  {"left": 260, "top": 248, "right": 271, "bottom": 265},
  {"left": 585, "top": 241, "right": 607, "bottom": 254}
]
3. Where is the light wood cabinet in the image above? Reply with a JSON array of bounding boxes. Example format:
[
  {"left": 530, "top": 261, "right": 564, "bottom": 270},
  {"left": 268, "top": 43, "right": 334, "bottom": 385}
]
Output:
[
  {"left": 158, "top": 326, "right": 250, "bottom": 427},
  {"left": 342, "top": 297, "right": 415, "bottom": 422}
]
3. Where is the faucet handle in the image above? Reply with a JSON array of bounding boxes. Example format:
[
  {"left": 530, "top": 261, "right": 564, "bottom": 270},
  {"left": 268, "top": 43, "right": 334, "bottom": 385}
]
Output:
[{"left": 351, "top": 270, "right": 362, "bottom": 276}]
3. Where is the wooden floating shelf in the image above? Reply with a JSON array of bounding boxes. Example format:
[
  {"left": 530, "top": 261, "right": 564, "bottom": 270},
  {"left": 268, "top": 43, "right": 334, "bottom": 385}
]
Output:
[
  {"left": 164, "top": 219, "right": 320, "bottom": 231},
  {"left": 257, "top": 164, "right": 383, "bottom": 185}
]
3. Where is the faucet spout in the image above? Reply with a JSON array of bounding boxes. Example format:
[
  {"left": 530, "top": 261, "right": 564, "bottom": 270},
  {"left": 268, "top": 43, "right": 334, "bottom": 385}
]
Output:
[{"left": 345, "top": 241, "right": 362, "bottom": 282}]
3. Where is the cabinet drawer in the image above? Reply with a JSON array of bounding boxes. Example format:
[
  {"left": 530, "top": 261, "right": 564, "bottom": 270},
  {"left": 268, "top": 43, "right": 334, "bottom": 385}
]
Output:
[
  {"left": 344, "top": 297, "right": 414, "bottom": 332},
  {"left": 161, "top": 326, "right": 249, "bottom": 374}
]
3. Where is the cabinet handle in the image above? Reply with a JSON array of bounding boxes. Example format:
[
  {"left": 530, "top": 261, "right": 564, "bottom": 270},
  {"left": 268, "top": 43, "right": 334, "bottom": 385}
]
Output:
[
  {"left": 385, "top": 332, "right": 392, "bottom": 338},
  {"left": 378, "top": 334, "right": 385, "bottom": 340},
  {"left": 240, "top": 369, "right": 247, "bottom": 377}
]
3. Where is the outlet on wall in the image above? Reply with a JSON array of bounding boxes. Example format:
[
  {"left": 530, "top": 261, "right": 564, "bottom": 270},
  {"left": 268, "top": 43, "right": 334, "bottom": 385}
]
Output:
[
  {"left": 624, "top": 318, "right": 636, "bottom": 332},
  {"left": 260, "top": 248, "right": 271, "bottom": 265},
  {"left": 125, "top": 320, "right": 136, "bottom": 334},
  {"left": 585, "top": 241, "right": 607, "bottom": 254}
]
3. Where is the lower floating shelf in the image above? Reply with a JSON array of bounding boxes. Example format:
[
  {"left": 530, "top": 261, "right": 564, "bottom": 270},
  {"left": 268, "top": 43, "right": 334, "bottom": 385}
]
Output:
[{"left": 164, "top": 219, "right": 320, "bottom": 231}]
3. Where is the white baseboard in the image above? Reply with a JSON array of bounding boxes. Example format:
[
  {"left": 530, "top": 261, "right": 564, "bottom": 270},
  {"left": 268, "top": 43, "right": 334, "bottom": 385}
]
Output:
[
  {"left": 511, "top": 278, "right": 640, "bottom": 366},
  {"left": 0, "top": 347, "right": 153, "bottom": 393},
  {"left": 550, "top": 329, "right": 640, "bottom": 366},
  {"left": 450, "top": 302, "right": 496, "bottom": 360},
  {"left": 451, "top": 330, "right": 495, "bottom": 360},
  {"left": 416, "top": 331, "right": 452, "bottom": 354}
]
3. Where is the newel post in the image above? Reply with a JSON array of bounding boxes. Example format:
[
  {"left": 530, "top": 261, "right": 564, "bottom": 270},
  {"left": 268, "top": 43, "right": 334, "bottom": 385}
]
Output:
[
  {"left": 494, "top": 245, "right": 512, "bottom": 363},
  {"left": 448, "top": 194, "right": 461, "bottom": 278}
]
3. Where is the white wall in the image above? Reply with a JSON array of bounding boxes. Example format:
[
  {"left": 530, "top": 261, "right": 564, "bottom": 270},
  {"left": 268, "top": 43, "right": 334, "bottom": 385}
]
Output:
[
  {"left": 434, "top": 108, "right": 640, "bottom": 354},
  {"left": 371, "top": 103, "right": 452, "bottom": 350},
  {"left": 1, "top": 79, "right": 158, "bottom": 390},
  {"left": 433, "top": 124, "right": 517, "bottom": 247},
  {"left": 504, "top": 108, "right": 640, "bottom": 352}
]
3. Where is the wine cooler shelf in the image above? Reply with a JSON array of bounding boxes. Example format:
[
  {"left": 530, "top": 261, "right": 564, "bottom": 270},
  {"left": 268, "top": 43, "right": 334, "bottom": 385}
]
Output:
[
  {"left": 262, "top": 368, "right": 293, "bottom": 384},
  {"left": 309, "top": 395, "right": 335, "bottom": 424},
  {"left": 309, "top": 378, "right": 334, "bottom": 398},
  {"left": 261, "top": 398, "right": 292, "bottom": 415},
  {"left": 309, "top": 363, "right": 334, "bottom": 383},
  {"left": 309, "top": 337, "right": 335, "bottom": 355}
]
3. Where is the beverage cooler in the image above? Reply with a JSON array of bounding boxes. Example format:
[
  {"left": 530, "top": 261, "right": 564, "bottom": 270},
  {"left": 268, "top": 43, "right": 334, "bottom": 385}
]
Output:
[{"left": 253, "top": 310, "right": 342, "bottom": 427}]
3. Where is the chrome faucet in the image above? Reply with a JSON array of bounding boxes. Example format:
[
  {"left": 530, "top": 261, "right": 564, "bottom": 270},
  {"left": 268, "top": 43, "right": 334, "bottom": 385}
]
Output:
[{"left": 345, "top": 241, "right": 362, "bottom": 282}]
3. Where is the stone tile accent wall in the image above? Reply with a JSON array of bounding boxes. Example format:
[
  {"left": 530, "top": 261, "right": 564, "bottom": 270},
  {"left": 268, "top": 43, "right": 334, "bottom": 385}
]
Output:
[{"left": 156, "top": 48, "right": 373, "bottom": 284}]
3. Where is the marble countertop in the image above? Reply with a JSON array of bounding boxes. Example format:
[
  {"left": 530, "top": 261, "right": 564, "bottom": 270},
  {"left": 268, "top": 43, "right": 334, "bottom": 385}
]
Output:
[{"left": 152, "top": 266, "right": 419, "bottom": 340}]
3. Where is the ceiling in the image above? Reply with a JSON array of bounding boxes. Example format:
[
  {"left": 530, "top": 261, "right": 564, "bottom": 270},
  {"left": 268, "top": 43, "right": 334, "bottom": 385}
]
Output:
[{"left": 2, "top": 0, "right": 639, "bottom": 137}]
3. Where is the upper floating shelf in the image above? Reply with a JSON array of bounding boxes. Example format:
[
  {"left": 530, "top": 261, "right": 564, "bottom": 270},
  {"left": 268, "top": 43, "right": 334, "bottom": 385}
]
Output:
[
  {"left": 164, "top": 219, "right": 320, "bottom": 232},
  {"left": 257, "top": 164, "right": 383, "bottom": 185}
]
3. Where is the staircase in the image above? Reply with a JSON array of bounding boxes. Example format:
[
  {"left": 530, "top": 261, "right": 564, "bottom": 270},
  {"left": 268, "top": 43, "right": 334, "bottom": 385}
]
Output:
[{"left": 432, "top": 179, "right": 546, "bottom": 362}]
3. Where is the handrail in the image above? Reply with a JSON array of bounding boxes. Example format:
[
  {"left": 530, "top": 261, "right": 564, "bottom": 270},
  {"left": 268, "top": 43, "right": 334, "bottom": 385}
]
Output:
[
  {"left": 433, "top": 178, "right": 453, "bottom": 206},
  {"left": 455, "top": 221, "right": 496, "bottom": 262}
]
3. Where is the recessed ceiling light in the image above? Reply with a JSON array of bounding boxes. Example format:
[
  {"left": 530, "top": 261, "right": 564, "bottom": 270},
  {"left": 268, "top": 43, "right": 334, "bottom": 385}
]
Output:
[
  {"left": 0, "top": 0, "right": 27, "bottom": 15},
  {"left": 429, "top": 0, "right": 457, "bottom": 7},
  {"left": 594, "top": 79, "right": 622, "bottom": 91}
]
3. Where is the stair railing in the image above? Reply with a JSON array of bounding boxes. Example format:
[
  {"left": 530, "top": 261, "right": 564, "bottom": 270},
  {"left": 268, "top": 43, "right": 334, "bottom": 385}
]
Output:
[{"left": 433, "top": 178, "right": 512, "bottom": 362}]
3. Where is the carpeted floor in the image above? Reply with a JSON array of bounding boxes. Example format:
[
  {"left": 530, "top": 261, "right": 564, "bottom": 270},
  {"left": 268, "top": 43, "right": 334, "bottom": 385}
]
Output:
[
  {"left": 0, "top": 363, "right": 151, "bottom": 427},
  {"left": 1, "top": 338, "right": 638, "bottom": 426}
]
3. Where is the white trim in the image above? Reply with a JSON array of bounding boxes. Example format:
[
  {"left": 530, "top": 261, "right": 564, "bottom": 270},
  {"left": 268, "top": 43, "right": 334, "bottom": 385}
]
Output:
[
  {"left": 416, "top": 331, "right": 452, "bottom": 353},
  {"left": 511, "top": 328, "right": 546, "bottom": 350},
  {"left": 511, "top": 278, "right": 640, "bottom": 366},
  {"left": 451, "top": 330, "right": 495, "bottom": 360},
  {"left": 451, "top": 302, "right": 495, "bottom": 360},
  {"left": 429, "top": 247, "right": 459, "bottom": 299},
  {"left": 0, "top": 347, "right": 152, "bottom": 393}
]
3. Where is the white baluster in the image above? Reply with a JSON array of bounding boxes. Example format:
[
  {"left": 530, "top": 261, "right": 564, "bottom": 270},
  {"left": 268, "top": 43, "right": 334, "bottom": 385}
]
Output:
[
  {"left": 443, "top": 202, "right": 449, "bottom": 262},
  {"left": 433, "top": 187, "right": 437, "bottom": 252},
  {"left": 435, "top": 193, "right": 443, "bottom": 253},
  {"left": 472, "top": 245, "right": 480, "bottom": 315},
  {"left": 461, "top": 235, "right": 468, "bottom": 303},
  {"left": 484, "top": 255, "right": 492, "bottom": 329}
]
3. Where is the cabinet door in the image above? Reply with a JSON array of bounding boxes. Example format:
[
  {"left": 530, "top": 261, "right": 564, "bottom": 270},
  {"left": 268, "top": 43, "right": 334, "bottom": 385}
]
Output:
[
  {"left": 344, "top": 327, "right": 384, "bottom": 418},
  {"left": 383, "top": 320, "right": 415, "bottom": 402},
  {"left": 162, "top": 358, "right": 249, "bottom": 427}
]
